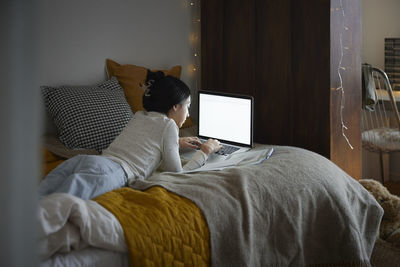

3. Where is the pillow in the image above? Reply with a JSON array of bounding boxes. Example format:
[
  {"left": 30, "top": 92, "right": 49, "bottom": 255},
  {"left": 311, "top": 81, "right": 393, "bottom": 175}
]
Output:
[
  {"left": 42, "top": 77, "right": 133, "bottom": 152},
  {"left": 105, "top": 59, "right": 194, "bottom": 128}
]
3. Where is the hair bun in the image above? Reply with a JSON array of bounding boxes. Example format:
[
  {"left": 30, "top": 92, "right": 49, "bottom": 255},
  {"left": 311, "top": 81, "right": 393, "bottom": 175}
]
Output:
[
  {"left": 141, "top": 70, "right": 166, "bottom": 96},
  {"left": 146, "top": 70, "right": 165, "bottom": 84}
]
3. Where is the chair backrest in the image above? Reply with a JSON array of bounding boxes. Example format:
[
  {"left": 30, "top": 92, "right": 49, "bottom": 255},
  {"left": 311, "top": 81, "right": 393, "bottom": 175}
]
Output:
[
  {"left": 362, "top": 67, "right": 400, "bottom": 131},
  {"left": 362, "top": 67, "right": 400, "bottom": 152}
]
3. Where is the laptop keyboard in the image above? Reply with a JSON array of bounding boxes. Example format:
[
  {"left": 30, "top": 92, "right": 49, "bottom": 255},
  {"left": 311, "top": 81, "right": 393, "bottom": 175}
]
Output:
[{"left": 216, "top": 145, "right": 240, "bottom": 156}]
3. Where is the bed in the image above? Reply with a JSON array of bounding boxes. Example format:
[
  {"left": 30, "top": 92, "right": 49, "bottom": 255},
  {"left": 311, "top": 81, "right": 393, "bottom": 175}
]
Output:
[
  {"left": 38, "top": 60, "right": 386, "bottom": 266},
  {"left": 38, "top": 144, "right": 384, "bottom": 267}
]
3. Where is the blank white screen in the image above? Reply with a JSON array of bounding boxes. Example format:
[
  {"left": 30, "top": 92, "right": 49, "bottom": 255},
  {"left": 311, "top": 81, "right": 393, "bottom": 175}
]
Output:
[{"left": 199, "top": 93, "right": 251, "bottom": 145}]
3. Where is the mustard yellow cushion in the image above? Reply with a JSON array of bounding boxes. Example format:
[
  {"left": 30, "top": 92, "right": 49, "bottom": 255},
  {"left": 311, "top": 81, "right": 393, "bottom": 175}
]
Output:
[{"left": 105, "top": 59, "right": 194, "bottom": 128}]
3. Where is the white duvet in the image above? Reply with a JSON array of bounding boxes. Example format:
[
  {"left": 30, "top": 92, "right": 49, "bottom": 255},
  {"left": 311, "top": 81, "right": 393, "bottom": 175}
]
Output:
[{"left": 38, "top": 193, "right": 127, "bottom": 260}]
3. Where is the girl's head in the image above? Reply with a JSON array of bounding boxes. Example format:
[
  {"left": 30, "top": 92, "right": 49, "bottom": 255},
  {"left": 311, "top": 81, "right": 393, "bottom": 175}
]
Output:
[{"left": 142, "top": 70, "right": 191, "bottom": 127}]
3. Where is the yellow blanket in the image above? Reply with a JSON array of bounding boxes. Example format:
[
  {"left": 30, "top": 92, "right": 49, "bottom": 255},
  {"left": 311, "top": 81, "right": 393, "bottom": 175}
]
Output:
[
  {"left": 42, "top": 148, "right": 66, "bottom": 178},
  {"left": 94, "top": 186, "right": 210, "bottom": 267}
]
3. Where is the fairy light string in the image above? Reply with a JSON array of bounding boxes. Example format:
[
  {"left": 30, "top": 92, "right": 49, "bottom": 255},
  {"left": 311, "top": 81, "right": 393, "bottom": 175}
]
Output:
[
  {"left": 335, "top": 0, "right": 354, "bottom": 149},
  {"left": 189, "top": 0, "right": 201, "bottom": 92}
]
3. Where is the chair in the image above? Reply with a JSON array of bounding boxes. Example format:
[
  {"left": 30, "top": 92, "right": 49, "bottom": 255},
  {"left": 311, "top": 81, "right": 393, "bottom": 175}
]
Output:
[{"left": 362, "top": 66, "right": 400, "bottom": 184}]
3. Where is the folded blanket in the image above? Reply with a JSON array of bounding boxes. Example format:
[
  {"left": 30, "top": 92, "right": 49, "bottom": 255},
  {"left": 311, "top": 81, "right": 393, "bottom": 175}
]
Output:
[
  {"left": 94, "top": 186, "right": 210, "bottom": 267},
  {"left": 131, "top": 145, "right": 383, "bottom": 267}
]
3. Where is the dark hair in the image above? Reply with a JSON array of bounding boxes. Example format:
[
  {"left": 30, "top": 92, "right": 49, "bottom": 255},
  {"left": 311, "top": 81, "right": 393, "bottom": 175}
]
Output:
[{"left": 142, "top": 70, "right": 191, "bottom": 114}]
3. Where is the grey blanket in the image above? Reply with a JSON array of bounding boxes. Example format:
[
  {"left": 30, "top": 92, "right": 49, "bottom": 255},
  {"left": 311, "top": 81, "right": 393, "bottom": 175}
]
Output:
[{"left": 130, "top": 146, "right": 383, "bottom": 266}]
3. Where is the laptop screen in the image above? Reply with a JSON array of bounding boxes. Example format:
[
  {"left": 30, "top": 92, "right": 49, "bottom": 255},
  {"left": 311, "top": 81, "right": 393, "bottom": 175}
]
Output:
[{"left": 198, "top": 91, "right": 253, "bottom": 147}]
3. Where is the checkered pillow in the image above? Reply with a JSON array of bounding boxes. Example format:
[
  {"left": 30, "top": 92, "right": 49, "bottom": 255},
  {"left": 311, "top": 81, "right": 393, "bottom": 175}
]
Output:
[{"left": 42, "top": 77, "right": 133, "bottom": 152}]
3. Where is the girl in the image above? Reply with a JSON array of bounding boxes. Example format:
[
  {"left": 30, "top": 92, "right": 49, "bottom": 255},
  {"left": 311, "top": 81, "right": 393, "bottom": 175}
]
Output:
[{"left": 39, "top": 71, "right": 221, "bottom": 200}]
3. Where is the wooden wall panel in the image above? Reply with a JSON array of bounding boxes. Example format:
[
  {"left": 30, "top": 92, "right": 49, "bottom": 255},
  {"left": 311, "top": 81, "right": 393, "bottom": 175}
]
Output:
[
  {"left": 254, "top": 0, "right": 292, "bottom": 145},
  {"left": 223, "top": 0, "right": 255, "bottom": 96},
  {"left": 201, "top": 0, "right": 362, "bottom": 179},
  {"left": 201, "top": 0, "right": 255, "bottom": 96},
  {"left": 201, "top": 0, "right": 224, "bottom": 91},
  {"left": 290, "top": 0, "right": 331, "bottom": 156}
]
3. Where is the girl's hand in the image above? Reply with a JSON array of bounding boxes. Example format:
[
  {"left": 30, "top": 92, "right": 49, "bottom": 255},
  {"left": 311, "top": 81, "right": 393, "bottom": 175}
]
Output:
[
  {"left": 200, "top": 139, "right": 222, "bottom": 155},
  {"left": 179, "top": 137, "right": 202, "bottom": 149}
]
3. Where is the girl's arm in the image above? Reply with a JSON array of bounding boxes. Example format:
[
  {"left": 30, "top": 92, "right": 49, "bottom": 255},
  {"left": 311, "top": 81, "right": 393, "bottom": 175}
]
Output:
[{"left": 160, "top": 122, "right": 208, "bottom": 172}]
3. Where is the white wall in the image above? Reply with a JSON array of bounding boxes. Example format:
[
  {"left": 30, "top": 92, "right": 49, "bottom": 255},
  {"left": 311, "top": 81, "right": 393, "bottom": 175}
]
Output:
[
  {"left": 362, "top": 0, "right": 400, "bottom": 182},
  {"left": 362, "top": 0, "right": 400, "bottom": 68},
  {"left": 38, "top": 0, "right": 199, "bottom": 132},
  {"left": 38, "top": 0, "right": 194, "bottom": 86}
]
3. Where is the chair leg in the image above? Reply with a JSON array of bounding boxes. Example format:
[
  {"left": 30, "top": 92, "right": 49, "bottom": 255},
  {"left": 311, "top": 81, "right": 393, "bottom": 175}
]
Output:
[{"left": 379, "top": 151, "right": 385, "bottom": 185}]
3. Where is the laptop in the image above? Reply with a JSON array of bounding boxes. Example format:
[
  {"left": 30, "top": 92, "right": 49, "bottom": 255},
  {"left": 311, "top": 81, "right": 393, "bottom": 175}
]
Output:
[{"left": 197, "top": 90, "right": 254, "bottom": 156}]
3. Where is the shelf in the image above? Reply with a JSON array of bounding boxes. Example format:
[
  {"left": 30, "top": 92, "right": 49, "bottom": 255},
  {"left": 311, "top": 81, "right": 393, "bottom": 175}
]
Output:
[{"left": 385, "top": 38, "right": 400, "bottom": 86}]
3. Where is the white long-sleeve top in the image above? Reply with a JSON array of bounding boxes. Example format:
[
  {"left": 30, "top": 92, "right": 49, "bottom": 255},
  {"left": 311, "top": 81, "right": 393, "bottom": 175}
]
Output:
[{"left": 102, "top": 111, "right": 207, "bottom": 183}]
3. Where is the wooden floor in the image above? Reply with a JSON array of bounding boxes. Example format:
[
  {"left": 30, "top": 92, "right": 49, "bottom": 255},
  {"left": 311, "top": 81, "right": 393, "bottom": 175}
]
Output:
[{"left": 384, "top": 181, "right": 400, "bottom": 196}]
